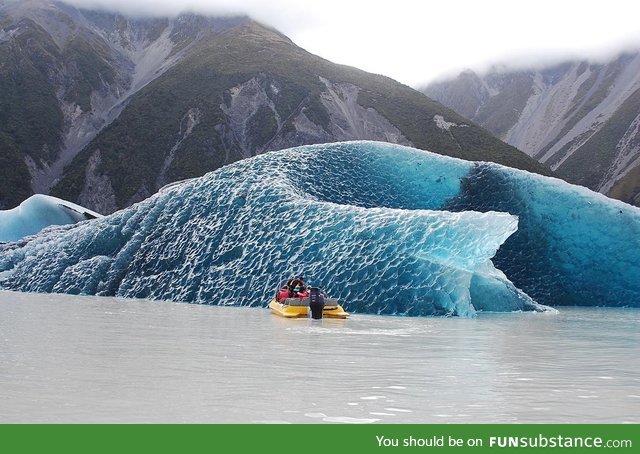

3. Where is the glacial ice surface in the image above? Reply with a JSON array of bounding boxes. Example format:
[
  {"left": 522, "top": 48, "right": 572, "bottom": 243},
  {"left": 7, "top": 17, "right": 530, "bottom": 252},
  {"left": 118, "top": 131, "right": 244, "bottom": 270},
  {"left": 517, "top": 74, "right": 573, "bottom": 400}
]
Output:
[
  {"left": 1, "top": 141, "right": 638, "bottom": 313},
  {"left": 283, "top": 142, "right": 640, "bottom": 307},
  {"left": 0, "top": 194, "right": 102, "bottom": 243}
]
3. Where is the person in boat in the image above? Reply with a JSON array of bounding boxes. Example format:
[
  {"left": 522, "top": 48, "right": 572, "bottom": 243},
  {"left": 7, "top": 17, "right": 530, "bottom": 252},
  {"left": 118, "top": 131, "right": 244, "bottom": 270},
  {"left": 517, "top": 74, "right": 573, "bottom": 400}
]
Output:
[{"left": 287, "top": 276, "right": 307, "bottom": 298}]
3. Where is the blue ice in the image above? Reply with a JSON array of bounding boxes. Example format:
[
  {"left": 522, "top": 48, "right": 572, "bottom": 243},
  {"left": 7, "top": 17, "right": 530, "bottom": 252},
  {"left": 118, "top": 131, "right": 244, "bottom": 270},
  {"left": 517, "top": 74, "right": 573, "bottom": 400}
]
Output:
[
  {"left": 1, "top": 141, "right": 638, "bottom": 314},
  {"left": 0, "top": 194, "right": 101, "bottom": 243}
]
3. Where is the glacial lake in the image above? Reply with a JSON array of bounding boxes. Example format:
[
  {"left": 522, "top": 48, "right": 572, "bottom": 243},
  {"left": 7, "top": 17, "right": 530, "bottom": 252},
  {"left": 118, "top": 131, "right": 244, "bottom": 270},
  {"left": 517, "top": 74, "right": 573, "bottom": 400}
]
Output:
[{"left": 1, "top": 290, "right": 638, "bottom": 423}]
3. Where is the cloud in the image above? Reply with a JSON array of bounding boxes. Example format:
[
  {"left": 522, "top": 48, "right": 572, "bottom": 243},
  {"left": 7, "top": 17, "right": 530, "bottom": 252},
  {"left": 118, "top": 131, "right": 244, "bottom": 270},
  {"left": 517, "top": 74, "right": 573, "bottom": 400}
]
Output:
[
  {"left": 48, "top": 0, "right": 640, "bottom": 85},
  {"left": 61, "top": 0, "right": 244, "bottom": 17}
]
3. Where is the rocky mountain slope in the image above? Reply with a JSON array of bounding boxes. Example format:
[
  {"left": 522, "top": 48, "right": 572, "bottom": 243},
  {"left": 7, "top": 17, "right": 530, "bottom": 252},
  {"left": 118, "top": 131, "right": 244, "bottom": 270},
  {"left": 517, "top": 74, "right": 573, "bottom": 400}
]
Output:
[
  {"left": 0, "top": 0, "right": 245, "bottom": 209},
  {"left": 424, "top": 52, "right": 640, "bottom": 206},
  {"left": 1, "top": 0, "right": 549, "bottom": 213}
]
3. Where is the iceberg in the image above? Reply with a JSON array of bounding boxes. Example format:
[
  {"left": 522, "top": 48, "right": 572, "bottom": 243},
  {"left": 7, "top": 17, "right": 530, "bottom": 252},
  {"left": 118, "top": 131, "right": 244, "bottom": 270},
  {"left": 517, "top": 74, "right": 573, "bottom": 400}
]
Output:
[
  {"left": 275, "top": 142, "right": 640, "bottom": 307},
  {"left": 1, "top": 141, "right": 638, "bottom": 314},
  {"left": 0, "top": 194, "right": 102, "bottom": 243}
]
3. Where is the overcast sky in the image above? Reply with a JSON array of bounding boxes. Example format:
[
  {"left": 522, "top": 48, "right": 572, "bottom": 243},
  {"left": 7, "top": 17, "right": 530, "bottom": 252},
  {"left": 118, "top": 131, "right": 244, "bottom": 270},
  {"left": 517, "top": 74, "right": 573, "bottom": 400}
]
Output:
[{"left": 63, "top": 0, "right": 640, "bottom": 87}]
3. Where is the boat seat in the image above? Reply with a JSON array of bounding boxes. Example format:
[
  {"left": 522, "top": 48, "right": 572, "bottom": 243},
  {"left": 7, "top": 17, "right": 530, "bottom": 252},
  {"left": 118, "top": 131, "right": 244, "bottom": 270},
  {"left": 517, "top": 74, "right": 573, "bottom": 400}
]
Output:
[
  {"left": 282, "top": 297, "right": 340, "bottom": 307},
  {"left": 283, "top": 298, "right": 309, "bottom": 306}
]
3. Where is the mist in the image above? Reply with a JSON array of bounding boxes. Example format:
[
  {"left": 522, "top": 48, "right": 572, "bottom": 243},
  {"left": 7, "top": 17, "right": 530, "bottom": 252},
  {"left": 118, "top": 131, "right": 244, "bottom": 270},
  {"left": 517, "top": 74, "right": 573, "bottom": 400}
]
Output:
[{"left": 18, "top": 0, "right": 640, "bottom": 86}]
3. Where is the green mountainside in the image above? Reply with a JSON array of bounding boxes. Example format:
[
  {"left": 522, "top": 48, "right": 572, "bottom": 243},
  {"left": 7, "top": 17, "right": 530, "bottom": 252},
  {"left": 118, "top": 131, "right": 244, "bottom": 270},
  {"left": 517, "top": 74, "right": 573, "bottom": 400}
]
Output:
[
  {"left": 1, "top": 1, "right": 550, "bottom": 213},
  {"left": 51, "top": 22, "right": 550, "bottom": 212},
  {"left": 0, "top": 17, "right": 64, "bottom": 208}
]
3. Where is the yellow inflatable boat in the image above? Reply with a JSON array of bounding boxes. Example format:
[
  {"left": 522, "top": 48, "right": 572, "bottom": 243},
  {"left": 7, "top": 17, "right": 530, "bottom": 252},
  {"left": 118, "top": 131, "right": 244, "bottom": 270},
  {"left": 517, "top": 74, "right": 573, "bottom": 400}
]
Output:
[
  {"left": 269, "top": 284, "right": 349, "bottom": 319},
  {"left": 268, "top": 298, "right": 349, "bottom": 319}
]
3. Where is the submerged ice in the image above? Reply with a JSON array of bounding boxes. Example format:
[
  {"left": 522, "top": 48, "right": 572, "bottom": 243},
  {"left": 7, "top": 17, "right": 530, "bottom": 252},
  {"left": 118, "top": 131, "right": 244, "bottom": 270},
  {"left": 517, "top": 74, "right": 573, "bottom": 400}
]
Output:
[{"left": 1, "top": 141, "right": 638, "bottom": 314}]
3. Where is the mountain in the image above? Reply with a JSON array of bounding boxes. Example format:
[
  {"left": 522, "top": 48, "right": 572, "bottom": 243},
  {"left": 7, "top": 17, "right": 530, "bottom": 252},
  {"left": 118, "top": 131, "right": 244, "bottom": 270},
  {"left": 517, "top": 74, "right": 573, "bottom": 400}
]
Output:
[
  {"left": 0, "top": 0, "right": 246, "bottom": 210},
  {"left": 424, "top": 52, "right": 640, "bottom": 206},
  {"left": 0, "top": 0, "right": 550, "bottom": 213},
  {"left": 608, "top": 164, "right": 640, "bottom": 205}
]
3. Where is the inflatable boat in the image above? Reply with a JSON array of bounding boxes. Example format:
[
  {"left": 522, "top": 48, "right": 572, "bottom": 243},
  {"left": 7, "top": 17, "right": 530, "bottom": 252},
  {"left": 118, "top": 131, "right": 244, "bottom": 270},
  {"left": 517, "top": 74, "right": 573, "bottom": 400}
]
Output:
[{"left": 269, "top": 282, "right": 349, "bottom": 319}]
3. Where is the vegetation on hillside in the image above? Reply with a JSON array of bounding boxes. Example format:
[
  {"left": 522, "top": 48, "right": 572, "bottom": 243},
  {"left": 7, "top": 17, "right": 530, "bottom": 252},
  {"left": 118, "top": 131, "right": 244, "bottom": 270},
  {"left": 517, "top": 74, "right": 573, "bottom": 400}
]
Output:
[
  {"left": 0, "top": 16, "right": 128, "bottom": 208},
  {"left": 0, "top": 19, "right": 64, "bottom": 206},
  {"left": 62, "top": 34, "right": 118, "bottom": 111},
  {"left": 0, "top": 19, "right": 64, "bottom": 163},
  {"left": 53, "top": 22, "right": 551, "bottom": 210},
  {"left": 0, "top": 133, "right": 32, "bottom": 209}
]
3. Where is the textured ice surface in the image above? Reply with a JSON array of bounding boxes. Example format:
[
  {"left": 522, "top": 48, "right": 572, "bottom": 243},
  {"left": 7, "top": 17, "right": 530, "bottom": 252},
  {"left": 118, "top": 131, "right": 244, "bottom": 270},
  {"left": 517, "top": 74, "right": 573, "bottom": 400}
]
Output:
[
  {"left": 1, "top": 141, "right": 637, "bottom": 313},
  {"left": 444, "top": 164, "right": 640, "bottom": 307},
  {"left": 0, "top": 143, "right": 547, "bottom": 317},
  {"left": 0, "top": 195, "right": 102, "bottom": 243},
  {"left": 286, "top": 142, "right": 640, "bottom": 307}
]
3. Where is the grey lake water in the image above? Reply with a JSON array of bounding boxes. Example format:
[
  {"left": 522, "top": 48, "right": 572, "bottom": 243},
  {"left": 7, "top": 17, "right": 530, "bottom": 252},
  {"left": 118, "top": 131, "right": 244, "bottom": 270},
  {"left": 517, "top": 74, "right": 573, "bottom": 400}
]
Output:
[{"left": 1, "top": 290, "right": 638, "bottom": 423}]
